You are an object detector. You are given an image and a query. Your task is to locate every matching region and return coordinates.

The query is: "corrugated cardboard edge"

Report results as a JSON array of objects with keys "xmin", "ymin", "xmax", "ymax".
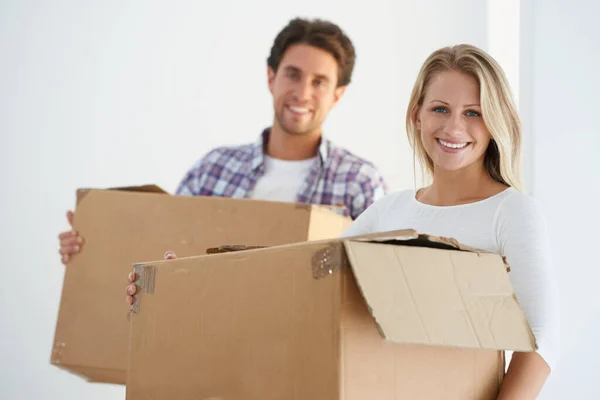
[
  {"xmin": 204, "ymin": 241, "xmax": 349, "ymax": 280},
  {"xmin": 52, "ymin": 362, "xmax": 126, "ymax": 384},
  {"xmin": 76, "ymin": 184, "xmax": 167, "ymax": 205},
  {"xmin": 350, "ymin": 230, "xmax": 511, "ymax": 272},
  {"xmin": 339, "ymin": 241, "xmax": 388, "ymax": 339},
  {"xmin": 295, "ymin": 202, "xmax": 348, "ymax": 215},
  {"xmin": 51, "ymin": 361, "xmax": 95, "ymax": 381},
  {"xmin": 206, "ymin": 245, "xmax": 268, "ymax": 254},
  {"xmin": 351, "ymin": 230, "xmax": 478, "ymax": 252},
  {"xmin": 130, "ymin": 264, "xmax": 157, "ymax": 313},
  {"xmin": 508, "ymin": 292, "xmax": 539, "ymax": 350},
  {"xmin": 345, "ymin": 229, "xmax": 419, "ymax": 242}
]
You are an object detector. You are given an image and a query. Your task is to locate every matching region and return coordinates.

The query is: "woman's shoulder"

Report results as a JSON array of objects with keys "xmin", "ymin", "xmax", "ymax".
[
  {"xmin": 340, "ymin": 189, "xmax": 415, "ymax": 238},
  {"xmin": 362, "ymin": 188, "xmax": 416, "ymax": 218},
  {"xmin": 376, "ymin": 189, "xmax": 416, "ymax": 208},
  {"xmin": 495, "ymin": 188, "xmax": 545, "ymax": 217},
  {"xmin": 493, "ymin": 188, "xmax": 548, "ymax": 235}
]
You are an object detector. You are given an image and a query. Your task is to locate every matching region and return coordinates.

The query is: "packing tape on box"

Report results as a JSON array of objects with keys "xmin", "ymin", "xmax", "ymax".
[
  {"xmin": 311, "ymin": 242, "xmax": 347, "ymax": 279},
  {"xmin": 130, "ymin": 264, "xmax": 157, "ymax": 313}
]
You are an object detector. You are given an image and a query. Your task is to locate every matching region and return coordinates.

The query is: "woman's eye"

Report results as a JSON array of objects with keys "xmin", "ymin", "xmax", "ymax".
[
  {"xmin": 465, "ymin": 110, "xmax": 481, "ymax": 117},
  {"xmin": 433, "ymin": 107, "xmax": 447, "ymax": 113}
]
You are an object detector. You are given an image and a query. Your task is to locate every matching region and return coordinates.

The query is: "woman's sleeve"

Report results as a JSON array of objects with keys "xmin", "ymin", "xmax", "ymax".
[
  {"xmin": 495, "ymin": 193, "xmax": 561, "ymax": 370},
  {"xmin": 338, "ymin": 191, "xmax": 399, "ymax": 238}
]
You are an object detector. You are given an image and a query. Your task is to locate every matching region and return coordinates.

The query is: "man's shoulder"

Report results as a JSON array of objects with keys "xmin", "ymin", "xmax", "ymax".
[
  {"xmin": 187, "ymin": 142, "xmax": 255, "ymax": 171},
  {"xmin": 201, "ymin": 142, "xmax": 254, "ymax": 163},
  {"xmin": 326, "ymin": 142, "xmax": 382, "ymax": 179},
  {"xmin": 176, "ymin": 142, "xmax": 256, "ymax": 195}
]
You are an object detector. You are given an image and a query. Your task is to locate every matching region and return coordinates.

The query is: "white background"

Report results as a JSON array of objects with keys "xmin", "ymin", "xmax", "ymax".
[
  {"xmin": 526, "ymin": 0, "xmax": 600, "ymax": 398},
  {"xmin": 0, "ymin": 1, "xmax": 597, "ymax": 399}
]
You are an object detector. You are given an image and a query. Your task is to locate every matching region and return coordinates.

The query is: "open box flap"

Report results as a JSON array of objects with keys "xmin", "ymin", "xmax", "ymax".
[{"xmin": 342, "ymin": 234, "xmax": 536, "ymax": 352}]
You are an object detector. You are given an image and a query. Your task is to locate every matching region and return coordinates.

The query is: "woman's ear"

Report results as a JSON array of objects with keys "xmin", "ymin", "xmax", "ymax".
[{"xmin": 412, "ymin": 106, "xmax": 421, "ymax": 130}]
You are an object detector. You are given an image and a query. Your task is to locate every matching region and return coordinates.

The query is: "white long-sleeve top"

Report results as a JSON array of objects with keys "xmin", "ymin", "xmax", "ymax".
[{"xmin": 340, "ymin": 187, "xmax": 561, "ymax": 369}]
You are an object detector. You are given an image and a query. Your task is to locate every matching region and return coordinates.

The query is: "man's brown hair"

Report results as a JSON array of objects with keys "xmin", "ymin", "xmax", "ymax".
[{"xmin": 267, "ymin": 18, "xmax": 356, "ymax": 87}]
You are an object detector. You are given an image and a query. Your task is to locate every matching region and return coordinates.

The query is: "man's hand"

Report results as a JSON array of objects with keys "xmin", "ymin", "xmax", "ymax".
[{"xmin": 58, "ymin": 210, "xmax": 84, "ymax": 264}]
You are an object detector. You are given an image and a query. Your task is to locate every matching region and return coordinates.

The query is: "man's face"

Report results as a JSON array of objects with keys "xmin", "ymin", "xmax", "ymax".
[{"xmin": 268, "ymin": 44, "xmax": 346, "ymax": 136}]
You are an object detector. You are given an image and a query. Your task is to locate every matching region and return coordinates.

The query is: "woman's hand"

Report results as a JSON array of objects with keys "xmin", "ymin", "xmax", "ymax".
[
  {"xmin": 126, "ymin": 251, "xmax": 177, "ymax": 305},
  {"xmin": 497, "ymin": 351, "xmax": 551, "ymax": 399}
]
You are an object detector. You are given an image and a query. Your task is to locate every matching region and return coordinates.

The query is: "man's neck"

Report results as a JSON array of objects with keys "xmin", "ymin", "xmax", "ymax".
[{"xmin": 266, "ymin": 123, "xmax": 321, "ymax": 161}]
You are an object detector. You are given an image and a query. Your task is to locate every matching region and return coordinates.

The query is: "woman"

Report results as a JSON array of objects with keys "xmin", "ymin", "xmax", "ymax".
[
  {"xmin": 126, "ymin": 44, "xmax": 560, "ymax": 398},
  {"xmin": 339, "ymin": 44, "xmax": 560, "ymax": 398}
]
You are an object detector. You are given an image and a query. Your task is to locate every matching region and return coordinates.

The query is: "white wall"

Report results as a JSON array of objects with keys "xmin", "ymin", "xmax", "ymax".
[
  {"xmin": 5, "ymin": 1, "xmax": 597, "ymax": 399},
  {"xmin": 527, "ymin": 0, "xmax": 600, "ymax": 399},
  {"xmin": 0, "ymin": 1, "xmax": 489, "ymax": 399}
]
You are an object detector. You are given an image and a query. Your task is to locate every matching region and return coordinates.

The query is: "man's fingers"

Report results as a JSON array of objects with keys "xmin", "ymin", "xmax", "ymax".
[
  {"xmin": 127, "ymin": 295, "xmax": 134, "ymax": 306},
  {"xmin": 66, "ymin": 210, "xmax": 74, "ymax": 227},
  {"xmin": 164, "ymin": 251, "xmax": 177, "ymax": 260},
  {"xmin": 128, "ymin": 272, "xmax": 136, "ymax": 284},
  {"xmin": 59, "ymin": 245, "xmax": 80, "ymax": 256},
  {"xmin": 60, "ymin": 236, "xmax": 83, "ymax": 248},
  {"xmin": 58, "ymin": 230, "xmax": 77, "ymax": 240},
  {"xmin": 61, "ymin": 254, "xmax": 70, "ymax": 265}
]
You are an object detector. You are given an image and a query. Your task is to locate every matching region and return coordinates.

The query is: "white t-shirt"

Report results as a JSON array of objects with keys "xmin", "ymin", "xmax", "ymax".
[
  {"xmin": 341, "ymin": 187, "xmax": 560, "ymax": 369},
  {"xmin": 250, "ymin": 155, "xmax": 318, "ymax": 203}
]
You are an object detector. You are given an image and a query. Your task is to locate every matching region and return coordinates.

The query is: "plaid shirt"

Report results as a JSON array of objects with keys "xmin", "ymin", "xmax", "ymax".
[{"xmin": 176, "ymin": 129, "xmax": 387, "ymax": 219}]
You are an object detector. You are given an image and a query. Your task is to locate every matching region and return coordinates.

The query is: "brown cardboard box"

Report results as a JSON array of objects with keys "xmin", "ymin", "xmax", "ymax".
[
  {"xmin": 127, "ymin": 230, "xmax": 536, "ymax": 400},
  {"xmin": 50, "ymin": 185, "xmax": 351, "ymax": 384}
]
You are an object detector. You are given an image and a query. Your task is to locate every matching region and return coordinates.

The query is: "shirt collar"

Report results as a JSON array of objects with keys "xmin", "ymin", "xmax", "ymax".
[{"xmin": 251, "ymin": 127, "xmax": 330, "ymax": 171}]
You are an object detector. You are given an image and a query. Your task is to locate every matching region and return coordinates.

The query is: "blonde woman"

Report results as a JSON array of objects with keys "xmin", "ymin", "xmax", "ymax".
[
  {"xmin": 126, "ymin": 44, "xmax": 559, "ymax": 398},
  {"xmin": 341, "ymin": 44, "xmax": 560, "ymax": 398}
]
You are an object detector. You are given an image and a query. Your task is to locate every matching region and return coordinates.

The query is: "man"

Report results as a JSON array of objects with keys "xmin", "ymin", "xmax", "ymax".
[{"xmin": 59, "ymin": 18, "xmax": 387, "ymax": 263}]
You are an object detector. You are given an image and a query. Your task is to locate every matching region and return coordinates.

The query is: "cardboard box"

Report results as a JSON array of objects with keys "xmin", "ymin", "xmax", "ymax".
[
  {"xmin": 127, "ymin": 230, "xmax": 536, "ymax": 400},
  {"xmin": 50, "ymin": 185, "xmax": 351, "ymax": 384}
]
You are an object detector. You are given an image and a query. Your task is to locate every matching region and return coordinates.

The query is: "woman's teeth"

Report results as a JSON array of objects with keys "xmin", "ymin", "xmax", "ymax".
[{"xmin": 438, "ymin": 139, "xmax": 469, "ymax": 149}]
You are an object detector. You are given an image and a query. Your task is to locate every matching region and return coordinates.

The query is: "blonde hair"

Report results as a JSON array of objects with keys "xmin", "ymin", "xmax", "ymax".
[{"xmin": 406, "ymin": 44, "xmax": 524, "ymax": 192}]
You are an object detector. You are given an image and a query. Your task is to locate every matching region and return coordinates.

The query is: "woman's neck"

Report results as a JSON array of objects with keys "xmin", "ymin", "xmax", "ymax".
[{"xmin": 418, "ymin": 163, "xmax": 507, "ymax": 206}]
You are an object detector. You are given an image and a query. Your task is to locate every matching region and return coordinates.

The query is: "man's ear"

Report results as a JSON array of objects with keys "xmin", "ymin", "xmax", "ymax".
[
  {"xmin": 267, "ymin": 67, "xmax": 276, "ymax": 95},
  {"xmin": 332, "ymin": 85, "xmax": 347, "ymax": 107}
]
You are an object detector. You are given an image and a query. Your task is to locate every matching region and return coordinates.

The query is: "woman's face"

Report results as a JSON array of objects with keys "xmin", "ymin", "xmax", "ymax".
[{"xmin": 416, "ymin": 70, "xmax": 492, "ymax": 173}]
